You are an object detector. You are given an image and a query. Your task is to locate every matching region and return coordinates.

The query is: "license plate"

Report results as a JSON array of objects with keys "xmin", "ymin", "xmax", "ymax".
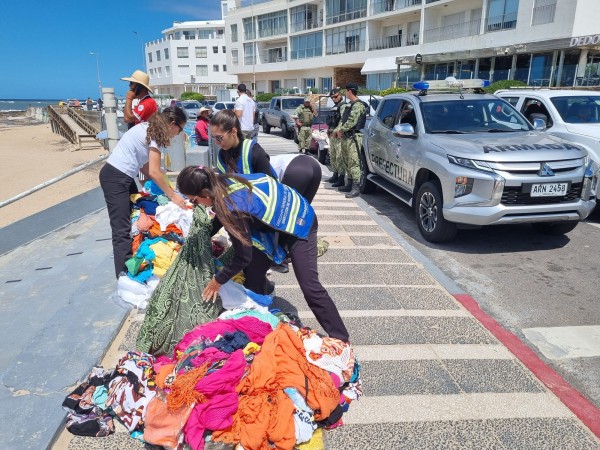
[{"xmin": 530, "ymin": 183, "xmax": 568, "ymax": 197}]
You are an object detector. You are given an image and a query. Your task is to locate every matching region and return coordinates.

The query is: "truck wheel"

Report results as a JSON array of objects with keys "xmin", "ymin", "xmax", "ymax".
[
  {"xmin": 359, "ymin": 150, "xmax": 376, "ymax": 194},
  {"xmin": 532, "ymin": 221, "xmax": 578, "ymax": 235},
  {"xmin": 415, "ymin": 181, "xmax": 457, "ymax": 243},
  {"xmin": 262, "ymin": 118, "xmax": 271, "ymax": 134},
  {"xmin": 281, "ymin": 121, "xmax": 291, "ymax": 139}
]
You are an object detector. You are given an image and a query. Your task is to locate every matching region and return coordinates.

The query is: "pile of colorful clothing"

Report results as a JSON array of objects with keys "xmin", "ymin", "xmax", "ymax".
[{"xmin": 63, "ymin": 309, "xmax": 362, "ymax": 450}]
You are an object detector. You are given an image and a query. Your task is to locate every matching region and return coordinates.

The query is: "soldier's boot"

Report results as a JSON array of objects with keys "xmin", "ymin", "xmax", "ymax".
[
  {"xmin": 327, "ymin": 172, "xmax": 339, "ymax": 183},
  {"xmin": 338, "ymin": 177, "xmax": 353, "ymax": 193},
  {"xmin": 345, "ymin": 181, "xmax": 360, "ymax": 199},
  {"xmin": 332, "ymin": 174, "xmax": 346, "ymax": 188}
]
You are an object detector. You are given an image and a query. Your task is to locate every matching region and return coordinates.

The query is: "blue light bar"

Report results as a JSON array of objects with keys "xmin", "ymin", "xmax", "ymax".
[
  {"xmin": 413, "ymin": 77, "xmax": 491, "ymax": 91},
  {"xmin": 413, "ymin": 81, "xmax": 430, "ymax": 90}
]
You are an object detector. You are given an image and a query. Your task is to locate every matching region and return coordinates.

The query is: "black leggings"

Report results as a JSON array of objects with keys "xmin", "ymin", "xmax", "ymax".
[
  {"xmin": 99, "ymin": 163, "xmax": 138, "ymax": 278},
  {"xmin": 244, "ymin": 218, "xmax": 350, "ymax": 342},
  {"xmin": 281, "ymin": 155, "xmax": 321, "ymax": 203}
]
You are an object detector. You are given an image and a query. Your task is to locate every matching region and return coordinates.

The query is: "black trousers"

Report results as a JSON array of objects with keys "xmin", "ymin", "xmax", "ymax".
[
  {"xmin": 99, "ymin": 163, "xmax": 138, "ymax": 278},
  {"xmin": 244, "ymin": 218, "xmax": 350, "ymax": 342},
  {"xmin": 281, "ymin": 154, "xmax": 322, "ymax": 203}
]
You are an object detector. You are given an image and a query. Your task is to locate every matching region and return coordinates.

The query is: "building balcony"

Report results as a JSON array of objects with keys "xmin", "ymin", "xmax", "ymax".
[
  {"xmin": 532, "ymin": 2, "xmax": 556, "ymax": 26},
  {"xmin": 260, "ymin": 47, "xmax": 288, "ymax": 63},
  {"xmin": 369, "ymin": 34, "xmax": 403, "ymax": 50},
  {"xmin": 326, "ymin": 8, "xmax": 367, "ymax": 25},
  {"xmin": 424, "ymin": 18, "xmax": 481, "ymax": 43},
  {"xmin": 244, "ymin": 31, "xmax": 256, "ymax": 40},
  {"xmin": 244, "ymin": 55, "xmax": 257, "ymax": 65},
  {"xmin": 370, "ymin": 0, "xmax": 422, "ymax": 15},
  {"xmin": 485, "ymin": 12, "xmax": 517, "ymax": 32},
  {"xmin": 290, "ymin": 19, "xmax": 322, "ymax": 33},
  {"xmin": 258, "ymin": 26, "xmax": 288, "ymax": 39}
]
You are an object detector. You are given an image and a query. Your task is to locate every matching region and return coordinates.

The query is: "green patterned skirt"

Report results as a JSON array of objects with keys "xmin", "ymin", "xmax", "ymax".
[{"xmin": 136, "ymin": 205, "xmax": 222, "ymax": 357}]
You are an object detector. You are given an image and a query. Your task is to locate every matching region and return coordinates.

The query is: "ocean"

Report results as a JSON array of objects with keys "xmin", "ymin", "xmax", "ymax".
[{"xmin": 0, "ymin": 99, "xmax": 60, "ymax": 112}]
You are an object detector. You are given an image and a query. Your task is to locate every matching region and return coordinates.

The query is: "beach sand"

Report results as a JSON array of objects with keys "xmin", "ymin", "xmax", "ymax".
[{"xmin": 0, "ymin": 112, "xmax": 107, "ymax": 228}]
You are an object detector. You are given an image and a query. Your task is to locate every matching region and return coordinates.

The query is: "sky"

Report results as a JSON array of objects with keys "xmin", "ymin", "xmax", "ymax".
[{"xmin": 0, "ymin": 0, "xmax": 223, "ymax": 100}]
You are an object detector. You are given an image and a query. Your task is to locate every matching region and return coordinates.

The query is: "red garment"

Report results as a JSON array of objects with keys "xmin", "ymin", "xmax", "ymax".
[
  {"xmin": 194, "ymin": 116, "xmax": 209, "ymax": 143},
  {"xmin": 134, "ymin": 95, "xmax": 158, "ymax": 124}
]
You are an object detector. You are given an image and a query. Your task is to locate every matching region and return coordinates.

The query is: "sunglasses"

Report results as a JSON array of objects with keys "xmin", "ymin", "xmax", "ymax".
[{"xmin": 212, "ymin": 130, "xmax": 231, "ymax": 142}]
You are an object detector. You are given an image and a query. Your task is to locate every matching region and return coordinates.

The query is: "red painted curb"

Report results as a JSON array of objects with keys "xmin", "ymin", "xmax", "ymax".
[{"xmin": 453, "ymin": 293, "xmax": 600, "ymax": 439}]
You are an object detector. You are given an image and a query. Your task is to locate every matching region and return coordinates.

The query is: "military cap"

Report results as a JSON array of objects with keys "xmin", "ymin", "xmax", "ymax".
[
  {"xmin": 345, "ymin": 83, "xmax": 358, "ymax": 91},
  {"xmin": 329, "ymin": 87, "xmax": 341, "ymax": 97},
  {"xmin": 303, "ymin": 97, "xmax": 311, "ymax": 102}
]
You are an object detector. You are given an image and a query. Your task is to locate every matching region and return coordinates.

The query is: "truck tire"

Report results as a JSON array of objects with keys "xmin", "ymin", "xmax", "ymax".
[
  {"xmin": 281, "ymin": 121, "xmax": 291, "ymax": 139},
  {"xmin": 532, "ymin": 221, "xmax": 578, "ymax": 235},
  {"xmin": 262, "ymin": 118, "xmax": 271, "ymax": 134},
  {"xmin": 359, "ymin": 149, "xmax": 376, "ymax": 194},
  {"xmin": 415, "ymin": 181, "xmax": 457, "ymax": 243}
]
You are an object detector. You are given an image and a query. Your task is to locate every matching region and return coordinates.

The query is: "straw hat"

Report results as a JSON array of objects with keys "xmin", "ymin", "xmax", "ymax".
[
  {"xmin": 199, "ymin": 107, "xmax": 212, "ymax": 114},
  {"xmin": 121, "ymin": 70, "xmax": 153, "ymax": 93}
]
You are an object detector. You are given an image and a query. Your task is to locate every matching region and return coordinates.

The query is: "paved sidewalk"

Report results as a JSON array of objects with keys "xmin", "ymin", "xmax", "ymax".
[{"xmin": 1, "ymin": 132, "xmax": 599, "ymax": 449}]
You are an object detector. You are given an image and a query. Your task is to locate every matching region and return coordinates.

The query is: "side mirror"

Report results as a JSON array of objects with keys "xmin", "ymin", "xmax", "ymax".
[
  {"xmin": 275, "ymin": 105, "xmax": 281, "ymax": 111},
  {"xmin": 392, "ymin": 123, "xmax": 416, "ymax": 137},
  {"xmin": 530, "ymin": 115, "xmax": 547, "ymax": 130}
]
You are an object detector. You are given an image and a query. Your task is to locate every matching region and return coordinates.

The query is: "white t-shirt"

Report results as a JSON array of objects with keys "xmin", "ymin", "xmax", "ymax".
[
  {"xmin": 270, "ymin": 154, "xmax": 302, "ymax": 180},
  {"xmin": 106, "ymin": 122, "xmax": 159, "ymax": 178},
  {"xmin": 234, "ymin": 94, "xmax": 256, "ymax": 132}
]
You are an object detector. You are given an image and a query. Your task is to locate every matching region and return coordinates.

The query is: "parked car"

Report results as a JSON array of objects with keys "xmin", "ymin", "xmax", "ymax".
[
  {"xmin": 202, "ymin": 100, "xmax": 216, "ymax": 108},
  {"xmin": 262, "ymin": 96, "xmax": 305, "ymax": 138},
  {"xmin": 256, "ymin": 101, "xmax": 270, "ymax": 123},
  {"xmin": 360, "ymin": 78, "xmax": 598, "ymax": 243},
  {"xmin": 293, "ymin": 109, "xmax": 334, "ymax": 164},
  {"xmin": 212, "ymin": 101, "xmax": 236, "ymax": 114},
  {"xmin": 176, "ymin": 100, "xmax": 203, "ymax": 120},
  {"xmin": 495, "ymin": 88, "xmax": 600, "ymax": 205}
]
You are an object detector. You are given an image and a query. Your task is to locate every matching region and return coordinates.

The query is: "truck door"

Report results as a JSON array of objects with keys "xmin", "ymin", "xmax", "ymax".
[
  {"xmin": 367, "ymin": 97, "xmax": 402, "ymax": 183},
  {"xmin": 385, "ymin": 100, "xmax": 418, "ymax": 191},
  {"xmin": 521, "ymin": 96, "xmax": 554, "ymax": 127}
]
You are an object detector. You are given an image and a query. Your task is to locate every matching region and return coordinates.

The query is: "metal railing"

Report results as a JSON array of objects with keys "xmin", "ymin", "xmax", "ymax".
[
  {"xmin": 258, "ymin": 25, "xmax": 288, "ymax": 38},
  {"xmin": 424, "ymin": 18, "xmax": 481, "ymax": 43},
  {"xmin": 370, "ymin": 0, "xmax": 421, "ymax": 15},
  {"xmin": 261, "ymin": 47, "xmax": 288, "ymax": 63},
  {"xmin": 290, "ymin": 19, "xmax": 322, "ymax": 33},
  {"xmin": 532, "ymin": 2, "xmax": 556, "ymax": 26},
  {"xmin": 485, "ymin": 12, "xmax": 517, "ymax": 32},
  {"xmin": 369, "ymin": 34, "xmax": 403, "ymax": 50},
  {"xmin": 326, "ymin": 8, "xmax": 367, "ymax": 25},
  {"xmin": 244, "ymin": 55, "xmax": 257, "ymax": 65}
]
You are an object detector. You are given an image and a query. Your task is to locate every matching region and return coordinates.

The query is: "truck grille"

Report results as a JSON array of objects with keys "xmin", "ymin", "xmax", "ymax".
[{"xmin": 501, "ymin": 183, "xmax": 582, "ymax": 205}]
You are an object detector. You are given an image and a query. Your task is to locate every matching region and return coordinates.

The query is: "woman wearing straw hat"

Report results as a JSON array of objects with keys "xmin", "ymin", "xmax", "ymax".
[{"xmin": 121, "ymin": 70, "xmax": 158, "ymax": 130}]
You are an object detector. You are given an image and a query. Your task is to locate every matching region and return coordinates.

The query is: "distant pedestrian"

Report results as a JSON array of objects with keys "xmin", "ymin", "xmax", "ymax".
[
  {"xmin": 98, "ymin": 106, "xmax": 188, "ymax": 278},
  {"xmin": 293, "ymin": 97, "xmax": 315, "ymax": 154},
  {"xmin": 234, "ymin": 83, "xmax": 256, "ymax": 140},
  {"xmin": 97, "ymin": 97, "xmax": 103, "ymax": 111},
  {"xmin": 86, "ymin": 97, "xmax": 93, "ymax": 111},
  {"xmin": 58, "ymin": 100, "xmax": 64, "ymax": 109},
  {"xmin": 74, "ymin": 99, "xmax": 80, "ymax": 109},
  {"xmin": 326, "ymin": 87, "xmax": 346, "ymax": 187},
  {"xmin": 194, "ymin": 107, "xmax": 211, "ymax": 145},
  {"xmin": 121, "ymin": 70, "xmax": 158, "ymax": 130},
  {"xmin": 247, "ymin": 89, "xmax": 260, "ymax": 142}
]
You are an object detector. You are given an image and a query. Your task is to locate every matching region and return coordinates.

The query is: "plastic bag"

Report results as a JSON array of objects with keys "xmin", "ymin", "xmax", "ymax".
[{"xmin": 218, "ymin": 280, "xmax": 272, "ymax": 312}]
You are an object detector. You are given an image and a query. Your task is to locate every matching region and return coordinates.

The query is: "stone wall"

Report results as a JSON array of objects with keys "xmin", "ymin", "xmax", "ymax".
[{"xmin": 333, "ymin": 68, "xmax": 366, "ymax": 90}]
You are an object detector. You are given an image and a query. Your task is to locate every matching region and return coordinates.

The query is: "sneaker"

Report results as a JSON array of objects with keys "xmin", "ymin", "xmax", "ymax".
[{"xmin": 271, "ymin": 262, "xmax": 289, "ymax": 273}]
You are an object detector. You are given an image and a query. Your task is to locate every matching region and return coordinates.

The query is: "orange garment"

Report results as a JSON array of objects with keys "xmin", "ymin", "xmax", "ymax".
[
  {"xmin": 143, "ymin": 394, "xmax": 194, "ymax": 449},
  {"xmin": 214, "ymin": 324, "xmax": 339, "ymax": 450}
]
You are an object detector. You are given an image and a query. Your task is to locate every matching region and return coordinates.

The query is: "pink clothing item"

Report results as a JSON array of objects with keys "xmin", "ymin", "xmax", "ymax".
[
  {"xmin": 183, "ymin": 350, "xmax": 247, "ymax": 450},
  {"xmin": 174, "ymin": 317, "xmax": 273, "ymax": 357},
  {"xmin": 194, "ymin": 116, "xmax": 209, "ymax": 142},
  {"xmin": 190, "ymin": 347, "xmax": 230, "ymax": 368}
]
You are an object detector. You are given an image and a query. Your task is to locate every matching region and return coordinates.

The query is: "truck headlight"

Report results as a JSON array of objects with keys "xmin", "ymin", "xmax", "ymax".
[
  {"xmin": 455, "ymin": 176, "xmax": 474, "ymax": 197},
  {"xmin": 448, "ymin": 155, "xmax": 494, "ymax": 173},
  {"xmin": 582, "ymin": 160, "xmax": 599, "ymax": 199}
]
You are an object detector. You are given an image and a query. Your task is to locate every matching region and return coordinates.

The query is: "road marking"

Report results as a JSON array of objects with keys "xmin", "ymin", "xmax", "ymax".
[
  {"xmin": 523, "ymin": 325, "xmax": 600, "ymax": 359},
  {"xmin": 353, "ymin": 344, "xmax": 514, "ymax": 361},
  {"xmin": 297, "ymin": 309, "xmax": 470, "ymax": 319},
  {"xmin": 584, "ymin": 220, "xmax": 600, "ymax": 229},
  {"xmin": 343, "ymin": 393, "xmax": 571, "ymax": 424},
  {"xmin": 313, "ymin": 210, "xmax": 368, "ymax": 216}
]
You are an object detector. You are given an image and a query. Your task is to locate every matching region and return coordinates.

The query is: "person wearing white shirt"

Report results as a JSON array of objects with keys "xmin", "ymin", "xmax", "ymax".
[{"xmin": 234, "ymin": 83, "xmax": 256, "ymax": 140}]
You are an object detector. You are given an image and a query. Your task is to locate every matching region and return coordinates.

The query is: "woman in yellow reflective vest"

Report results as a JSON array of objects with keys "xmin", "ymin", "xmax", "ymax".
[{"xmin": 177, "ymin": 166, "xmax": 350, "ymax": 342}]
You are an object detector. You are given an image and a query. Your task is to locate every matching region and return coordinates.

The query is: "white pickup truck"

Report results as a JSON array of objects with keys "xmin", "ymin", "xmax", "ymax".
[{"xmin": 261, "ymin": 96, "xmax": 305, "ymax": 139}]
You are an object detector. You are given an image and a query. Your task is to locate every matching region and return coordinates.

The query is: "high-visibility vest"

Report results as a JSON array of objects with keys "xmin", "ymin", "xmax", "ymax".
[
  {"xmin": 226, "ymin": 173, "xmax": 315, "ymax": 262},
  {"xmin": 217, "ymin": 139, "xmax": 277, "ymax": 178}
]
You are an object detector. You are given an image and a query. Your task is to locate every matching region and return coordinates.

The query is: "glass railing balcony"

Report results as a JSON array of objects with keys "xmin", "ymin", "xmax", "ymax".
[
  {"xmin": 370, "ymin": 0, "xmax": 422, "ymax": 15},
  {"xmin": 485, "ymin": 12, "xmax": 517, "ymax": 32},
  {"xmin": 406, "ymin": 35, "xmax": 420, "ymax": 46},
  {"xmin": 258, "ymin": 26, "xmax": 288, "ymax": 38},
  {"xmin": 244, "ymin": 55, "xmax": 257, "ymax": 65},
  {"xmin": 290, "ymin": 19, "xmax": 322, "ymax": 33},
  {"xmin": 244, "ymin": 31, "xmax": 257, "ymax": 40},
  {"xmin": 326, "ymin": 8, "xmax": 367, "ymax": 25},
  {"xmin": 260, "ymin": 47, "xmax": 288, "ymax": 63},
  {"xmin": 424, "ymin": 18, "xmax": 481, "ymax": 43},
  {"xmin": 532, "ymin": 2, "xmax": 556, "ymax": 26},
  {"xmin": 369, "ymin": 34, "xmax": 403, "ymax": 50}
]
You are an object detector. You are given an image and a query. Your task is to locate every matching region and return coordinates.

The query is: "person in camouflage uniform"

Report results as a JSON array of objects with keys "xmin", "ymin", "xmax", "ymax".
[
  {"xmin": 333, "ymin": 83, "xmax": 367, "ymax": 198},
  {"xmin": 293, "ymin": 98, "xmax": 315, "ymax": 153},
  {"xmin": 326, "ymin": 87, "xmax": 346, "ymax": 187}
]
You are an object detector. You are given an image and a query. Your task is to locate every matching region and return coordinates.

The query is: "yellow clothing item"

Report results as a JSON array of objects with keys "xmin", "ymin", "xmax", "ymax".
[{"xmin": 149, "ymin": 241, "xmax": 180, "ymax": 277}]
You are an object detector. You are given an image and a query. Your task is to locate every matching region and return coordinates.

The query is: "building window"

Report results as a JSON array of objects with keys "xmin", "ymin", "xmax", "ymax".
[
  {"xmin": 486, "ymin": 0, "xmax": 519, "ymax": 32},
  {"xmin": 223, "ymin": 64, "xmax": 227, "ymax": 71},
  {"xmin": 232, "ymin": 49, "xmax": 239, "ymax": 65},
  {"xmin": 321, "ymin": 77, "xmax": 332, "ymax": 93},
  {"xmin": 177, "ymin": 47, "xmax": 189, "ymax": 58},
  {"xmin": 325, "ymin": 0, "xmax": 368, "ymax": 25},
  {"xmin": 148, "ymin": 52, "xmax": 153, "ymax": 63},
  {"xmin": 222, "ymin": 46, "xmax": 226, "ymax": 53},
  {"xmin": 213, "ymin": 46, "xmax": 218, "ymax": 54},
  {"xmin": 325, "ymin": 23, "xmax": 365, "ymax": 55},
  {"xmin": 196, "ymin": 65, "xmax": 208, "ymax": 76},
  {"xmin": 231, "ymin": 24, "xmax": 238, "ymax": 42},
  {"xmin": 290, "ymin": 4, "xmax": 320, "ymax": 33},
  {"xmin": 257, "ymin": 10, "xmax": 288, "ymax": 38},
  {"xmin": 198, "ymin": 29, "xmax": 213, "ymax": 39},
  {"xmin": 244, "ymin": 43, "xmax": 256, "ymax": 65},
  {"xmin": 243, "ymin": 17, "xmax": 256, "ymax": 40},
  {"xmin": 164, "ymin": 48, "xmax": 169, "ymax": 60},
  {"xmin": 165, "ymin": 66, "xmax": 171, "ymax": 76},
  {"xmin": 196, "ymin": 46, "xmax": 207, "ymax": 58},
  {"xmin": 157, "ymin": 67, "xmax": 162, "ymax": 78},
  {"xmin": 303, "ymin": 78, "xmax": 316, "ymax": 91},
  {"xmin": 532, "ymin": 0, "xmax": 556, "ymax": 25},
  {"xmin": 291, "ymin": 31, "xmax": 323, "ymax": 60},
  {"xmin": 156, "ymin": 50, "xmax": 161, "ymax": 62},
  {"xmin": 213, "ymin": 65, "xmax": 219, "ymax": 72},
  {"xmin": 183, "ymin": 30, "xmax": 195, "ymax": 40}
]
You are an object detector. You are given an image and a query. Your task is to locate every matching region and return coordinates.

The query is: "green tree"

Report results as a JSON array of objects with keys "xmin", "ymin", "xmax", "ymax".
[
  {"xmin": 485, "ymin": 80, "xmax": 526, "ymax": 93},
  {"xmin": 256, "ymin": 92, "xmax": 278, "ymax": 102},
  {"xmin": 380, "ymin": 87, "xmax": 407, "ymax": 96},
  {"xmin": 180, "ymin": 92, "xmax": 205, "ymax": 102}
]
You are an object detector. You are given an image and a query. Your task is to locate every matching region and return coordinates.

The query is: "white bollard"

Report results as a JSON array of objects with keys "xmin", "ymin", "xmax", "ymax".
[{"xmin": 102, "ymin": 87, "xmax": 120, "ymax": 151}]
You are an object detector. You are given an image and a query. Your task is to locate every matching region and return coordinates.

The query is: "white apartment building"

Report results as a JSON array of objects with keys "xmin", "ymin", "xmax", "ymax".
[
  {"xmin": 146, "ymin": 15, "xmax": 238, "ymax": 98},
  {"xmin": 224, "ymin": 0, "xmax": 600, "ymax": 94}
]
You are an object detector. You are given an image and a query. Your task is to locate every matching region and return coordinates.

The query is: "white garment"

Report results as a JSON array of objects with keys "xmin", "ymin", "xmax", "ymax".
[
  {"xmin": 234, "ymin": 94, "xmax": 256, "ymax": 132},
  {"xmin": 154, "ymin": 202, "xmax": 194, "ymax": 237},
  {"xmin": 269, "ymin": 154, "xmax": 302, "ymax": 180},
  {"xmin": 106, "ymin": 122, "xmax": 159, "ymax": 178}
]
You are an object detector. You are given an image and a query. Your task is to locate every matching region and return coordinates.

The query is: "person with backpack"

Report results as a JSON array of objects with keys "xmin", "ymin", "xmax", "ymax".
[{"xmin": 332, "ymin": 83, "xmax": 368, "ymax": 199}]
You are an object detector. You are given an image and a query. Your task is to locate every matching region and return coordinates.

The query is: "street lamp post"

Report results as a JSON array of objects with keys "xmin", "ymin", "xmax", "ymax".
[
  {"xmin": 89, "ymin": 51, "xmax": 102, "ymax": 98},
  {"xmin": 133, "ymin": 31, "xmax": 146, "ymax": 72}
]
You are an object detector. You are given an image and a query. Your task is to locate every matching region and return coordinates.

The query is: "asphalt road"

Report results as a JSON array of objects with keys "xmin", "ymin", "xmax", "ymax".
[{"xmin": 360, "ymin": 188, "xmax": 600, "ymax": 411}]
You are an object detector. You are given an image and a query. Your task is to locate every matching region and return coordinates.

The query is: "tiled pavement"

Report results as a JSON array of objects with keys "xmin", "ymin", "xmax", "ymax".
[{"xmin": 1, "ymin": 132, "xmax": 599, "ymax": 449}]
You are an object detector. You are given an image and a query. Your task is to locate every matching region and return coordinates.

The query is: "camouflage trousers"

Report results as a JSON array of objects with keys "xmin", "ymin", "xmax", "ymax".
[
  {"xmin": 328, "ymin": 135, "xmax": 343, "ymax": 174},
  {"xmin": 298, "ymin": 126, "xmax": 312, "ymax": 151},
  {"xmin": 341, "ymin": 133, "xmax": 362, "ymax": 182}
]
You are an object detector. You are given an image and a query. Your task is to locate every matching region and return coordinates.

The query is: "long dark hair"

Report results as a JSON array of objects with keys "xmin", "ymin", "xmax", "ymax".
[
  {"xmin": 210, "ymin": 110, "xmax": 245, "ymax": 173},
  {"xmin": 177, "ymin": 166, "xmax": 252, "ymax": 245},
  {"xmin": 146, "ymin": 106, "xmax": 187, "ymax": 148}
]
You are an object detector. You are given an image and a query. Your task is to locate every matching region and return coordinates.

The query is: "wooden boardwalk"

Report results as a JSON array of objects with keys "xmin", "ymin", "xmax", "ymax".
[{"xmin": 48, "ymin": 106, "xmax": 103, "ymax": 150}]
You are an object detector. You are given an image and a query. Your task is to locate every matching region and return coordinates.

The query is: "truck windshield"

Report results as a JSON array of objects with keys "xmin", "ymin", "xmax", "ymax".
[
  {"xmin": 421, "ymin": 99, "xmax": 531, "ymax": 133},
  {"xmin": 550, "ymin": 96, "xmax": 600, "ymax": 124},
  {"xmin": 282, "ymin": 98, "xmax": 304, "ymax": 110}
]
